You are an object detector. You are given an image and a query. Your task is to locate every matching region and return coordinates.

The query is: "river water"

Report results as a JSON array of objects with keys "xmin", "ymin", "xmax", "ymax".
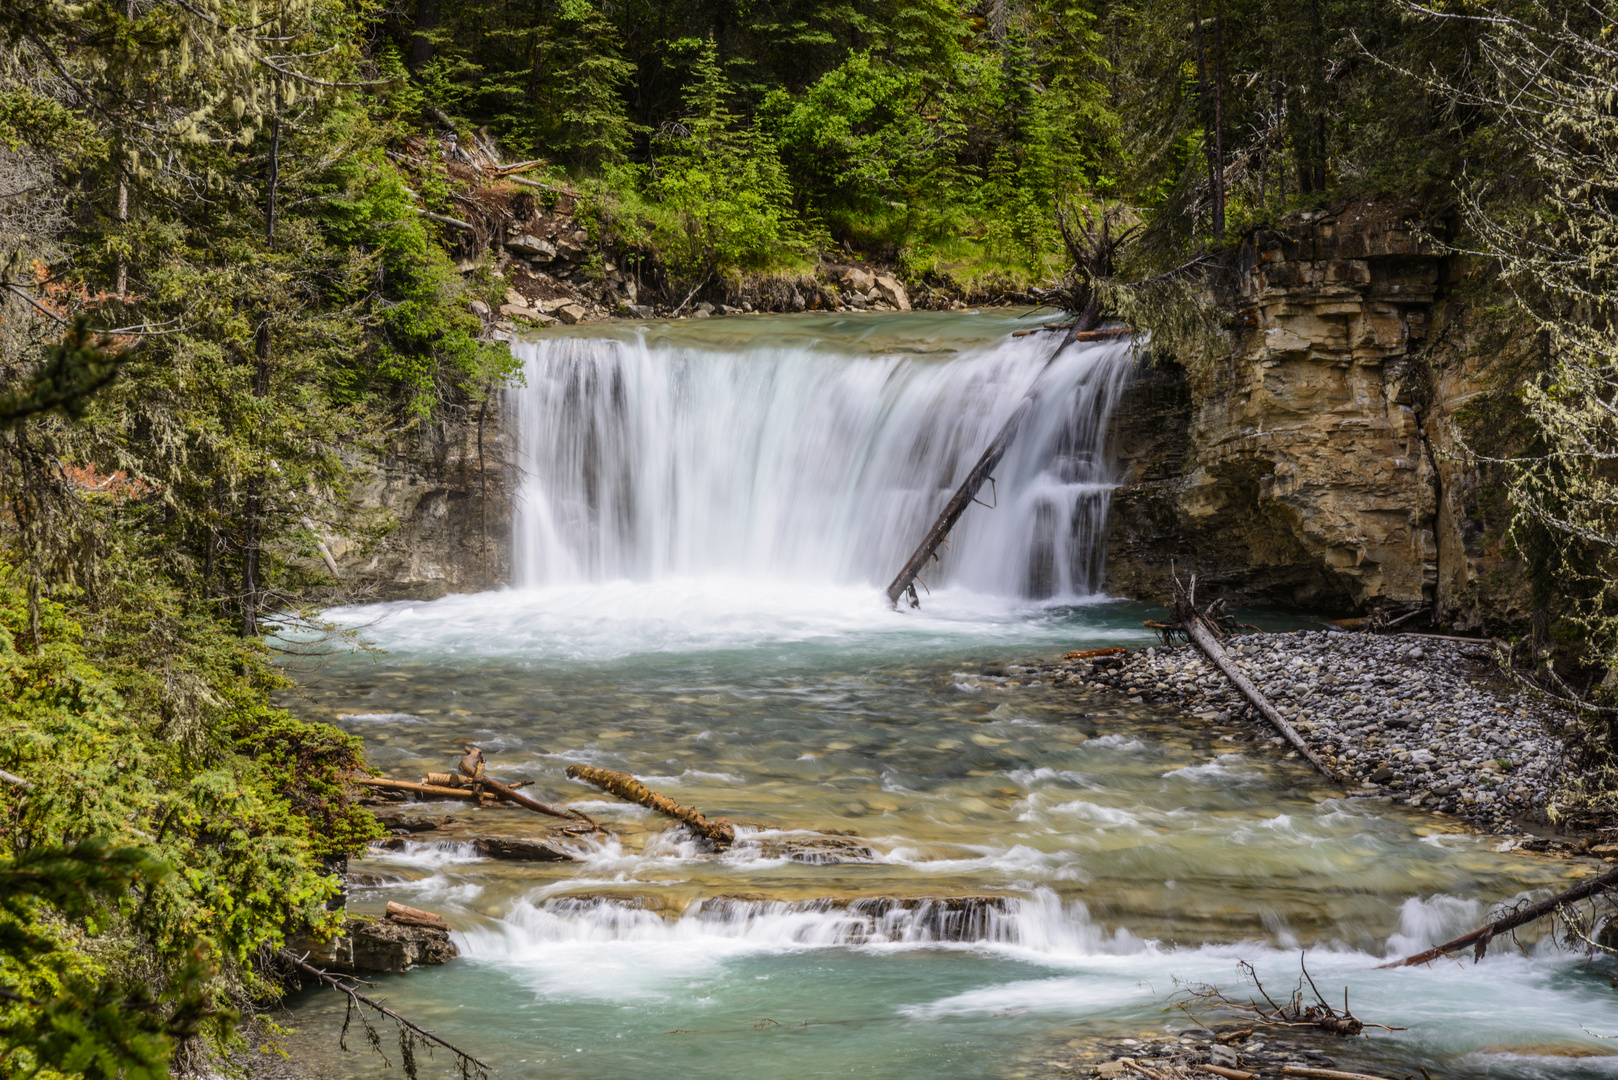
[{"xmin": 282, "ymin": 312, "xmax": 1618, "ymax": 1079}]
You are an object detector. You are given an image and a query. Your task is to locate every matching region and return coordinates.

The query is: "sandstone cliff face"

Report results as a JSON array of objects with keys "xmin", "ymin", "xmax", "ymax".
[
  {"xmin": 321, "ymin": 406, "xmax": 514, "ymax": 601},
  {"xmin": 1104, "ymin": 203, "xmax": 1522, "ymax": 622}
]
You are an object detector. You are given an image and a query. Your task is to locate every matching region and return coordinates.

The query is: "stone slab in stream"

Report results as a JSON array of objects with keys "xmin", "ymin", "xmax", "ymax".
[
  {"xmin": 373, "ymin": 834, "xmax": 577, "ymax": 861},
  {"xmin": 286, "ymin": 916, "xmax": 456, "ymax": 975}
]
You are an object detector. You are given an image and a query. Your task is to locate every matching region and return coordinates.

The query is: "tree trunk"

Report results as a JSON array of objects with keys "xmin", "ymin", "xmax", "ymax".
[
  {"xmin": 1380, "ymin": 863, "xmax": 1618, "ymax": 968},
  {"xmin": 243, "ymin": 83, "xmax": 281, "ymax": 637},
  {"xmin": 564, "ymin": 764, "xmax": 734, "ymax": 844},
  {"xmin": 410, "ymin": 0, "xmax": 442, "ymax": 70},
  {"xmin": 1211, "ymin": 0, "xmax": 1226, "ymax": 241},
  {"xmin": 1183, "ymin": 615, "xmax": 1339, "ymax": 782}
]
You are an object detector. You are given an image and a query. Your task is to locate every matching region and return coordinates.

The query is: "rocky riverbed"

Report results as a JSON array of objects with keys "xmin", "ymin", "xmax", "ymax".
[
  {"xmin": 1026, "ymin": 630, "xmax": 1571, "ymax": 835},
  {"xmin": 1021, "ymin": 1022, "xmax": 1378, "ymax": 1080}
]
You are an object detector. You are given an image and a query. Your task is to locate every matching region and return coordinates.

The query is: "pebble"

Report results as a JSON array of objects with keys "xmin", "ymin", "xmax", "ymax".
[{"xmin": 1028, "ymin": 631, "xmax": 1570, "ymax": 834}]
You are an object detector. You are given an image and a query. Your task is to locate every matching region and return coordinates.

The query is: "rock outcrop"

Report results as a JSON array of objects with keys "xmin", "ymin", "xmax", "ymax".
[
  {"xmin": 319, "ymin": 410, "xmax": 514, "ymax": 601},
  {"xmin": 1104, "ymin": 201, "xmax": 1525, "ymax": 623},
  {"xmin": 288, "ymin": 916, "xmax": 457, "ymax": 974}
]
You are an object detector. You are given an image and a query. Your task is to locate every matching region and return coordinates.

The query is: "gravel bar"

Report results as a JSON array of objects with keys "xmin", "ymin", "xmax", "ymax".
[{"xmin": 1030, "ymin": 630, "xmax": 1570, "ymax": 833}]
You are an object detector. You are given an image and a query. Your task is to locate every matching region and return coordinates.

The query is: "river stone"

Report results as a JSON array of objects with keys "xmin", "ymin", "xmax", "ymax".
[
  {"xmin": 554, "ymin": 303, "xmax": 587, "ymax": 325},
  {"xmin": 507, "ymin": 233, "xmax": 556, "ymax": 261},
  {"xmin": 873, "ymin": 275, "xmax": 911, "ymax": 310},
  {"xmin": 841, "ymin": 267, "xmax": 876, "ymax": 292},
  {"xmin": 499, "ymin": 303, "xmax": 551, "ymax": 325},
  {"xmin": 288, "ymin": 916, "xmax": 457, "ymax": 974},
  {"xmin": 374, "ymin": 812, "xmax": 444, "ymax": 833},
  {"xmin": 754, "ymin": 835, "xmax": 877, "ymax": 864}
]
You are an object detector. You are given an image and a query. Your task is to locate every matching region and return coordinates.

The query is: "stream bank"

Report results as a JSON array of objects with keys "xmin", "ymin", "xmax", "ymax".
[{"xmin": 1028, "ymin": 630, "xmax": 1570, "ymax": 836}]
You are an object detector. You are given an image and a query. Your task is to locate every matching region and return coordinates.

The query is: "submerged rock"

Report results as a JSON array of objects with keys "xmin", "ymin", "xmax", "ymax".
[
  {"xmin": 749, "ymin": 835, "xmax": 877, "ymax": 864},
  {"xmin": 472, "ymin": 836, "xmax": 578, "ymax": 862}
]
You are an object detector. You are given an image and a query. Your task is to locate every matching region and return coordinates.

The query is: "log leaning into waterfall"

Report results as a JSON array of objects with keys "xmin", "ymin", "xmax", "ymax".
[
  {"xmin": 884, "ymin": 398, "xmax": 1037, "ymax": 608},
  {"xmin": 1379, "ymin": 863, "xmax": 1618, "ymax": 968},
  {"xmin": 883, "ymin": 312, "xmax": 1119, "ymax": 609},
  {"xmin": 564, "ymin": 764, "xmax": 735, "ymax": 845},
  {"xmin": 1182, "ymin": 614, "xmax": 1340, "ymax": 783}
]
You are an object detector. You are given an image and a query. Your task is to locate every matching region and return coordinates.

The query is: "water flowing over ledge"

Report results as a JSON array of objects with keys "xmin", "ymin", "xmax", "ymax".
[{"xmin": 507, "ymin": 315, "xmax": 1135, "ymax": 600}]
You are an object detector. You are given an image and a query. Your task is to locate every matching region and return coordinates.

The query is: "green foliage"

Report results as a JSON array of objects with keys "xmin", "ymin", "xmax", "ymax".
[
  {"xmin": 767, "ymin": 51, "xmax": 962, "ymax": 219},
  {"xmin": 649, "ymin": 37, "xmax": 805, "ymax": 283},
  {"xmin": 0, "ymin": 321, "xmax": 127, "ymax": 428},
  {"xmin": 0, "ymin": 841, "xmax": 212, "ymax": 1080},
  {"xmin": 0, "ymin": 559, "xmax": 382, "ymax": 1071}
]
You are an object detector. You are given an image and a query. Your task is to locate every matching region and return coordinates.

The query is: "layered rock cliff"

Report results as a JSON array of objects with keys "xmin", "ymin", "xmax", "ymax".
[
  {"xmin": 317, "ymin": 405, "xmax": 514, "ymax": 601},
  {"xmin": 1104, "ymin": 202, "xmax": 1526, "ymax": 626}
]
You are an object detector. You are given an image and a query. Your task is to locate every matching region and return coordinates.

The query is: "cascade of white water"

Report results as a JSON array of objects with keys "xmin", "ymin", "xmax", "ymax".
[{"xmin": 506, "ymin": 325, "xmax": 1134, "ymax": 599}]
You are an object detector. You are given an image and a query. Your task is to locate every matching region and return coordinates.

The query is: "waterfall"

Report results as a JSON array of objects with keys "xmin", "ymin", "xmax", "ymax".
[{"xmin": 506, "ymin": 324, "xmax": 1135, "ymax": 600}]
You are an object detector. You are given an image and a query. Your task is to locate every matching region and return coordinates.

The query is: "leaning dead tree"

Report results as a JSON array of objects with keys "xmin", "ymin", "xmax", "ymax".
[
  {"xmin": 884, "ymin": 384, "xmax": 1050, "ymax": 608},
  {"xmin": 884, "ymin": 207, "xmax": 1134, "ymax": 609},
  {"xmin": 1149, "ymin": 573, "xmax": 1339, "ymax": 783},
  {"xmin": 1381, "ymin": 862, "xmax": 1618, "ymax": 968}
]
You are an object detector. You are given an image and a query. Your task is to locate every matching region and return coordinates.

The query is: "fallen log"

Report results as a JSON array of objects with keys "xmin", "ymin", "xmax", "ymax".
[
  {"xmin": 1282, "ymin": 1068, "xmax": 1399, "ymax": 1080},
  {"xmin": 479, "ymin": 774, "xmax": 582, "ymax": 821},
  {"xmin": 415, "ymin": 207, "xmax": 476, "ymax": 232},
  {"xmin": 452, "ymin": 751, "xmax": 592, "ymax": 823},
  {"xmin": 1064, "ymin": 646, "xmax": 1125, "ymax": 660},
  {"xmin": 386, "ymin": 900, "xmax": 450, "ymax": 930},
  {"xmin": 1199, "ymin": 1066, "xmax": 1257, "ymax": 1080},
  {"xmin": 354, "ymin": 777, "xmax": 484, "ymax": 801},
  {"xmin": 565, "ymin": 764, "xmax": 734, "ymax": 845},
  {"xmin": 1379, "ymin": 863, "xmax": 1618, "ymax": 968},
  {"xmin": 1182, "ymin": 614, "xmax": 1340, "ymax": 784}
]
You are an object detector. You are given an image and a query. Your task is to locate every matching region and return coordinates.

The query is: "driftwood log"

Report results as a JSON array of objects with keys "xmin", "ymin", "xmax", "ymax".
[
  {"xmin": 451, "ymin": 751, "xmax": 593, "ymax": 823},
  {"xmin": 565, "ymin": 764, "xmax": 735, "ymax": 845},
  {"xmin": 1181, "ymin": 615, "xmax": 1339, "ymax": 783},
  {"xmin": 355, "ymin": 777, "xmax": 485, "ymax": 801},
  {"xmin": 386, "ymin": 901, "xmax": 450, "ymax": 930},
  {"xmin": 1151, "ymin": 574, "xmax": 1338, "ymax": 783},
  {"xmin": 1281, "ymin": 1069, "xmax": 1398, "ymax": 1080},
  {"xmin": 357, "ymin": 773, "xmax": 590, "ymax": 823},
  {"xmin": 1380, "ymin": 863, "xmax": 1618, "ymax": 968}
]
